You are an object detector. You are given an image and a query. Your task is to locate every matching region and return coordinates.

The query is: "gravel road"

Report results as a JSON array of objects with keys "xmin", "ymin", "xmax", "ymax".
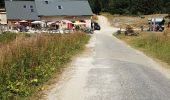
[{"xmin": 44, "ymin": 16, "xmax": 170, "ymax": 100}]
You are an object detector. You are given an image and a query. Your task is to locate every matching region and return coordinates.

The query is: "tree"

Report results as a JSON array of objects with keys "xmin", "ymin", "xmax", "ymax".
[
  {"xmin": 89, "ymin": 0, "xmax": 101, "ymax": 14},
  {"xmin": 0, "ymin": 0, "xmax": 5, "ymax": 8},
  {"xmin": 89, "ymin": 0, "xmax": 170, "ymax": 15}
]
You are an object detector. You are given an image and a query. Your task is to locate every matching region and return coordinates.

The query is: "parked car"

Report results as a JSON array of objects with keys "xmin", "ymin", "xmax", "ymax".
[{"xmin": 91, "ymin": 22, "xmax": 101, "ymax": 30}]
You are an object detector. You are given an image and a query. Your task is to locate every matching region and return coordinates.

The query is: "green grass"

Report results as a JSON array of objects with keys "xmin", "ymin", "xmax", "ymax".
[
  {"xmin": 0, "ymin": 32, "xmax": 90, "ymax": 99},
  {"xmin": 115, "ymin": 32, "xmax": 170, "ymax": 65},
  {"xmin": 0, "ymin": 32, "xmax": 31, "ymax": 44}
]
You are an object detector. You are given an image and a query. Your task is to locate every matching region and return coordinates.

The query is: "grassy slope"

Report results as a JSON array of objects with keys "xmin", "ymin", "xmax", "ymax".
[
  {"xmin": 0, "ymin": 33, "xmax": 90, "ymax": 99},
  {"xmin": 115, "ymin": 32, "xmax": 170, "ymax": 66}
]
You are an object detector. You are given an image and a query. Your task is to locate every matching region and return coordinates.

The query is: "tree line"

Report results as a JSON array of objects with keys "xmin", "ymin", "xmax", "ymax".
[
  {"xmin": 88, "ymin": 0, "xmax": 170, "ymax": 15},
  {"xmin": 0, "ymin": 0, "xmax": 5, "ymax": 8}
]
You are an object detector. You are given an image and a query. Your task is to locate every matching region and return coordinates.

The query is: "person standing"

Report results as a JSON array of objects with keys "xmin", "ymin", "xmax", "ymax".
[
  {"xmin": 140, "ymin": 25, "xmax": 144, "ymax": 31},
  {"xmin": 168, "ymin": 22, "xmax": 170, "ymax": 28},
  {"xmin": 91, "ymin": 22, "xmax": 95, "ymax": 31}
]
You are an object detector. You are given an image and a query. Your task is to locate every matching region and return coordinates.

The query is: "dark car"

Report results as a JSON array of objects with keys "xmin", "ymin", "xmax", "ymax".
[{"xmin": 91, "ymin": 22, "xmax": 101, "ymax": 30}]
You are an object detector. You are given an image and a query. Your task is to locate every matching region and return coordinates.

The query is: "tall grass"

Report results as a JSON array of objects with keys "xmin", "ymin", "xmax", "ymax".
[
  {"xmin": 0, "ymin": 32, "xmax": 31, "ymax": 44},
  {"xmin": 116, "ymin": 32, "xmax": 170, "ymax": 65},
  {"xmin": 0, "ymin": 33, "xmax": 90, "ymax": 99},
  {"xmin": 133, "ymin": 33, "xmax": 170, "ymax": 64}
]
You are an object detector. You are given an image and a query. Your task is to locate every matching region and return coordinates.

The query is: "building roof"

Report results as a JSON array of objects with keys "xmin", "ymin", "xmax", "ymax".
[
  {"xmin": 5, "ymin": 0, "xmax": 93, "ymax": 20},
  {"xmin": 35, "ymin": 0, "xmax": 93, "ymax": 16},
  {"xmin": 5, "ymin": 1, "xmax": 39, "ymax": 20}
]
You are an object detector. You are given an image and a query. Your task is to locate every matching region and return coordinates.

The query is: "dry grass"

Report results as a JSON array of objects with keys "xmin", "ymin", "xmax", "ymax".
[
  {"xmin": 163, "ymin": 28, "xmax": 170, "ymax": 37},
  {"xmin": 92, "ymin": 15, "xmax": 98, "ymax": 21},
  {"xmin": 103, "ymin": 13, "xmax": 169, "ymax": 29}
]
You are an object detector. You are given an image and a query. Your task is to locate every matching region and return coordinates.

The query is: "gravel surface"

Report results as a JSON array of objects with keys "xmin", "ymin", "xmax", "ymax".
[{"xmin": 44, "ymin": 16, "xmax": 170, "ymax": 100}]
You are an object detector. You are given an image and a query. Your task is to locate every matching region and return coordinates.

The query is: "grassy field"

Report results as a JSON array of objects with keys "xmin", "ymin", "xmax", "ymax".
[
  {"xmin": 0, "ymin": 32, "xmax": 90, "ymax": 99},
  {"xmin": 115, "ymin": 31, "xmax": 170, "ymax": 66}
]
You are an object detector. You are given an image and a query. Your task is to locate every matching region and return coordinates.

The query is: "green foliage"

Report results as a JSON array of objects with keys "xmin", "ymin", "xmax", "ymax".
[
  {"xmin": 0, "ymin": 32, "xmax": 90, "ymax": 99},
  {"xmin": 0, "ymin": 32, "xmax": 17, "ymax": 43},
  {"xmin": 0, "ymin": 0, "xmax": 4, "ymax": 8},
  {"xmin": 89, "ymin": 0, "xmax": 102, "ymax": 14},
  {"xmin": 89, "ymin": 0, "xmax": 170, "ymax": 15}
]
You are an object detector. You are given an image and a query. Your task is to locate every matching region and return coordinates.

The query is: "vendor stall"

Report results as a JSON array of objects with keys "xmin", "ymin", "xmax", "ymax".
[{"xmin": 148, "ymin": 18, "xmax": 165, "ymax": 32}]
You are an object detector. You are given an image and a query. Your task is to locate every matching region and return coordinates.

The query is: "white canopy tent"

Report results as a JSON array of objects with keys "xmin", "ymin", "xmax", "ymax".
[
  {"xmin": 73, "ymin": 22, "xmax": 86, "ymax": 25},
  {"xmin": 19, "ymin": 20, "xmax": 28, "ymax": 23},
  {"xmin": 31, "ymin": 21, "xmax": 45, "ymax": 24},
  {"xmin": 47, "ymin": 21, "xmax": 56, "ymax": 26},
  {"xmin": 31, "ymin": 21, "xmax": 46, "ymax": 28},
  {"xmin": 14, "ymin": 22, "xmax": 20, "ymax": 25}
]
